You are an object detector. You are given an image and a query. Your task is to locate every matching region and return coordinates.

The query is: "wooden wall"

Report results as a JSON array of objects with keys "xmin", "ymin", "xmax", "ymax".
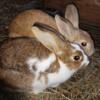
[{"xmin": 44, "ymin": 0, "xmax": 100, "ymax": 26}]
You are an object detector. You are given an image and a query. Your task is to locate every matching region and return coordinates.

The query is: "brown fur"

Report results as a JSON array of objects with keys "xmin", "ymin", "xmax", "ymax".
[
  {"xmin": 0, "ymin": 37, "xmax": 51, "ymax": 72},
  {"xmin": 0, "ymin": 68, "xmax": 34, "ymax": 92},
  {"xmin": 58, "ymin": 45, "xmax": 83, "ymax": 70},
  {"xmin": 0, "ymin": 37, "xmax": 52, "ymax": 91},
  {"xmin": 9, "ymin": 8, "xmax": 94, "ymax": 56},
  {"xmin": 45, "ymin": 59, "xmax": 60, "ymax": 73},
  {"xmin": 55, "ymin": 15, "xmax": 94, "ymax": 56},
  {"xmin": 64, "ymin": 4, "xmax": 94, "ymax": 56},
  {"xmin": 0, "ymin": 24, "xmax": 88, "ymax": 92},
  {"xmin": 9, "ymin": 10, "xmax": 57, "ymax": 37},
  {"xmin": 38, "ymin": 59, "xmax": 60, "ymax": 85}
]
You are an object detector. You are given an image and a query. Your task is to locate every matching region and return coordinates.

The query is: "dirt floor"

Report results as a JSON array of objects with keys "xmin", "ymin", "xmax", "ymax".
[{"xmin": 0, "ymin": 0, "xmax": 100, "ymax": 100}]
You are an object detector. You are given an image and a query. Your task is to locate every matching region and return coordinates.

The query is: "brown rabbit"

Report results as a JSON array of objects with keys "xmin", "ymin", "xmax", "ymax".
[
  {"xmin": 9, "ymin": 4, "xmax": 94, "ymax": 56},
  {"xmin": 0, "ymin": 23, "xmax": 89, "ymax": 94}
]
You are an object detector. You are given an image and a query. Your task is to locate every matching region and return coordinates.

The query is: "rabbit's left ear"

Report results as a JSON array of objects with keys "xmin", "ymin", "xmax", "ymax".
[
  {"xmin": 32, "ymin": 25, "xmax": 61, "ymax": 53},
  {"xmin": 65, "ymin": 4, "xmax": 79, "ymax": 28}
]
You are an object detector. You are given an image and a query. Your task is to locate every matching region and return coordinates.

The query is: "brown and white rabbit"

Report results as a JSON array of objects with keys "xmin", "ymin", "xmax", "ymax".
[
  {"xmin": 9, "ymin": 4, "xmax": 94, "ymax": 56},
  {"xmin": 0, "ymin": 23, "xmax": 89, "ymax": 94}
]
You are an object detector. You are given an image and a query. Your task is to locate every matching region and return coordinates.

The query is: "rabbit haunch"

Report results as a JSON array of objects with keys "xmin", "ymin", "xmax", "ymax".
[{"xmin": 32, "ymin": 60, "xmax": 77, "ymax": 94}]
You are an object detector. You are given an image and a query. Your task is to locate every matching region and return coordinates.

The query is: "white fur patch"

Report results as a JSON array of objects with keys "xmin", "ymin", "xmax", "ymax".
[
  {"xmin": 47, "ymin": 60, "xmax": 76, "ymax": 87},
  {"xmin": 36, "ymin": 54, "xmax": 56, "ymax": 72},
  {"xmin": 26, "ymin": 53, "xmax": 56, "ymax": 73},
  {"xmin": 31, "ymin": 59, "xmax": 76, "ymax": 94}
]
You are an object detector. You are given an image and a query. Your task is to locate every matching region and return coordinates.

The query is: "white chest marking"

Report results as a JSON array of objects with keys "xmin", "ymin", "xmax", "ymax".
[
  {"xmin": 26, "ymin": 53, "xmax": 56, "ymax": 73},
  {"xmin": 47, "ymin": 60, "xmax": 76, "ymax": 87},
  {"xmin": 31, "ymin": 60, "xmax": 76, "ymax": 93}
]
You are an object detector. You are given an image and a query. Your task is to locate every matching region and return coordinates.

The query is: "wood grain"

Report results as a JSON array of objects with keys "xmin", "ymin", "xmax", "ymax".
[{"xmin": 44, "ymin": 0, "xmax": 100, "ymax": 26}]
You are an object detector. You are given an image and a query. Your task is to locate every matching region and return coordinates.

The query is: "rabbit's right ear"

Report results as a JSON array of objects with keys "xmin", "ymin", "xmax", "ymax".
[
  {"xmin": 55, "ymin": 15, "xmax": 74, "ymax": 39},
  {"xmin": 32, "ymin": 26, "xmax": 60, "ymax": 53},
  {"xmin": 65, "ymin": 4, "xmax": 79, "ymax": 28}
]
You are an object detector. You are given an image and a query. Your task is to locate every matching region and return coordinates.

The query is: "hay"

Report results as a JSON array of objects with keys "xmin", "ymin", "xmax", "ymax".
[{"xmin": 0, "ymin": 0, "xmax": 100, "ymax": 100}]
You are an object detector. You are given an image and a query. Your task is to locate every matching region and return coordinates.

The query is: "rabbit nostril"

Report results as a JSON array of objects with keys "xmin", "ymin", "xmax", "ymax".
[{"xmin": 74, "ymin": 56, "xmax": 80, "ymax": 61}]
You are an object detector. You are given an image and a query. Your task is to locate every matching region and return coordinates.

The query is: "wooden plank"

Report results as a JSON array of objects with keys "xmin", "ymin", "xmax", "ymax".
[
  {"xmin": 44, "ymin": 0, "xmax": 100, "ymax": 26},
  {"xmin": 74, "ymin": 0, "xmax": 100, "ymax": 26},
  {"xmin": 44, "ymin": 0, "xmax": 71, "ymax": 12}
]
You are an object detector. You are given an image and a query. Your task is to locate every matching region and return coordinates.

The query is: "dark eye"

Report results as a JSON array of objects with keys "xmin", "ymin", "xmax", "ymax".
[
  {"xmin": 73, "ymin": 55, "xmax": 80, "ymax": 61},
  {"xmin": 81, "ymin": 42, "xmax": 87, "ymax": 47}
]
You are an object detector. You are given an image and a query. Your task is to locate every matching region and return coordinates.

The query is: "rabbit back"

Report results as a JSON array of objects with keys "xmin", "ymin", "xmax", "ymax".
[{"xmin": 9, "ymin": 10, "xmax": 57, "ymax": 37}]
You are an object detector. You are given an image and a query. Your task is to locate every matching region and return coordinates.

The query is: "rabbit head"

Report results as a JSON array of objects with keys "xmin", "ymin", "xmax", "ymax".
[{"xmin": 55, "ymin": 4, "xmax": 94, "ymax": 56}]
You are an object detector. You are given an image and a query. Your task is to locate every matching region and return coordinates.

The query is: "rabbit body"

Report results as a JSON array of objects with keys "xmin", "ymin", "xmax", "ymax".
[
  {"xmin": 0, "ymin": 31, "xmax": 89, "ymax": 94},
  {"xmin": 9, "ymin": 5, "xmax": 94, "ymax": 56}
]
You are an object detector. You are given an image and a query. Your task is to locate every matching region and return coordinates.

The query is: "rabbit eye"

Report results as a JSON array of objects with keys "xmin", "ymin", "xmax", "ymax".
[
  {"xmin": 81, "ymin": 42, "xmax": 87, "ymax": 47},
  {"xmin": 73, "ymin": 55, "xmax": 80, "ymax": 61}
]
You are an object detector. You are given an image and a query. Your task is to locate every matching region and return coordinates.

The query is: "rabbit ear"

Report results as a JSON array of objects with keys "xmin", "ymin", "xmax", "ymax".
[
  {"xmin": 55, "ymin": 15, "xmax": 74, "ymax": 39},
  {"xmin": 32, "ymin": 25, "xmax": 61, "ymax": 53},
  {"xmin": 65, "ymin": 4, "xmax": 79, "ymax": 28}
]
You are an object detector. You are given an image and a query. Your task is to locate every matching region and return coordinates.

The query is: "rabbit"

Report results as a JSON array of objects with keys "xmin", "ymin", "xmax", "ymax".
[
  {"xmin": 0, "ymin": 23, "xmax": 89, "ymax": 94},
  {"xmin": 55, "ymin": 4, "xmax": 94, "ymax": 56},
  {"xmin": 9, "ymin": 4, "xmax": 94, "ymax": 56}
]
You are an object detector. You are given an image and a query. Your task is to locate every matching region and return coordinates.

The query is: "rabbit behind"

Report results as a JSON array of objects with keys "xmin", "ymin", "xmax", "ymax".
[
  {"xmin": 4, "ymin": 23, "xmax": 89, "ymax": 94},
  {"xmin": 9, "ymin": 5, "xmax": 94, "ymax": 56}
]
